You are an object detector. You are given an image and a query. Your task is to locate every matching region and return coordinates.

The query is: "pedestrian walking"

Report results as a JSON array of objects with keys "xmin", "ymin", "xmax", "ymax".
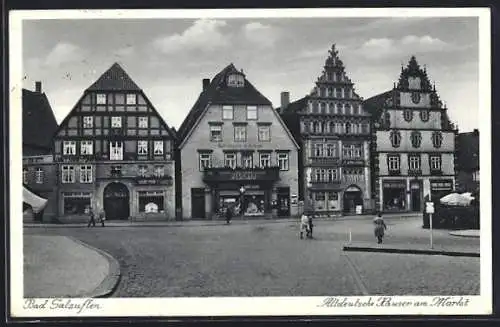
[
  {"xmin": 300, "ymin": 211, "xmax": 313, "ymax": 239},
  {"xmin": 87, "ymin": 205, "xmax": 96, "ymax": 228},
  {"xmin": 98, "ymin": 209, "xmax": 106, "ymax": 227},
  {"xmin": 373, "ymin": 212, "xmax": 387, "ymax": 244},
  {"xmin": 225, "ymin": 205, "xmax": 233, "ymax": 224}
]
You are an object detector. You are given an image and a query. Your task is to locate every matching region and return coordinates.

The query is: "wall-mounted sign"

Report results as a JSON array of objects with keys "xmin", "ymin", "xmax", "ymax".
[
  {"xmin": 430, "ymin": 180, "xmax": 453, "ymax": 191},
  {"xmin": 342, "ymin": 159, "xmax": 364, "ymax": 166},
  {"xmin": 383, "ymin": 181, "xmax": 406, "ymax": 189},
  {"xmin": 218, "ymin": 143, "xmax": 263, "ymax": 149},
  {"xmin": 204, "ymin": 168, "xmax": 279, "ymax": 182},
  {"xmin": 135, "ymin": 177, "xmax": 172, "ymax": 186}
]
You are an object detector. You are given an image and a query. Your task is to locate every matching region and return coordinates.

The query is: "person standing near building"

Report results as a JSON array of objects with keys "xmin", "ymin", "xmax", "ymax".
[
  {"xmin": 225, "ymin": 205, "xmax": 233, "ymax": 225},
  {"xmin": 87, "ymin": 205, "xmax": 96, "ymax": 228},
  {"xmin": 98, "ymin": 208, "xmax": 106, "ymax": 227},
  {"xmin": 373, "ymin": 212, "xmax": 387, "ymax": 244}
]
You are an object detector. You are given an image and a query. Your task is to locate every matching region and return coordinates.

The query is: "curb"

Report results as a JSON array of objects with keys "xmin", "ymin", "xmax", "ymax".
[
  {"xmin": 67, "ymin": 237, "xmax": 121, "ymax": 298},
  {"xmin": 449, "ymin": 231, "xmax": 480, "ymax": 238},
  {"xmin": 342, "ymin": 245, "xmax": 480, "ymax": 258}
]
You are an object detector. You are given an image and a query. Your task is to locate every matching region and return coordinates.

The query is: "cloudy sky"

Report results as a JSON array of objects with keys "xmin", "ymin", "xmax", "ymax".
[{"xmin": 22, "ymin": 16, "xmax": 480, "ymax": 131}]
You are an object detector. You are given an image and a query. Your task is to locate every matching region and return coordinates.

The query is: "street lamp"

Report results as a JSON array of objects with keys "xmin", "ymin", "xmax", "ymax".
[{"xmin": 239, "ymin": 186, "xmax": 246, "ymax": 217}]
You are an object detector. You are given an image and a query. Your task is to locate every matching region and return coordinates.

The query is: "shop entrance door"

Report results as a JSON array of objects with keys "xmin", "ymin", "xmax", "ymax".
[
  {"xmin": 103, "ymin": 182, "xmax": 130, "ymax": 220},
  {"xmin": 343, "ymin": 185, "xmax": 363, "ymax": 214},
  {"xmin": 277, "ymin": 187, "xmax": 290, "ymax": 217},
  {"xmin": 191, "ymin": 188, "xmax": 206, "ymax": 219},
  {"xmin": 410, "ymin": 181, "xmax": 422, "ymax": 212}
]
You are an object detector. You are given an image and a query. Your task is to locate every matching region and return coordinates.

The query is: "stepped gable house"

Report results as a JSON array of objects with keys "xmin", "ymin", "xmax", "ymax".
[
  {"xmin": 22, "ymin": 81, "xmax": 59, "ymax": 221},
  {"xmin": 364, "ymin": 56, "xmax": 457, "ymax": 213},
  {"xmin": 177, "ymin": 64, "xmax": 299, "ymax": 220},
  {"xmin": 279, "ymin": 44, "xmax": 373, "ymax": 216},
  {"xmin": 52, "ymin": 63, "xmax": 176, "ymax": 222}
]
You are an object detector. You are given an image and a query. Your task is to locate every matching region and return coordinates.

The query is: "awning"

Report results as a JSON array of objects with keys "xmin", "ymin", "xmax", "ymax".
[{"xmin": 23, "ymin": 186, "xmax": 48, "ymax": 213}]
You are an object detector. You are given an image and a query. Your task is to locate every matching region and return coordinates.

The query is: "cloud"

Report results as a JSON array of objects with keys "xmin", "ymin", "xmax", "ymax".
[
  {"xmin": 43, "ymin": 42, "xmax": 86, "ymax": 67},
  {"xmin": 153, "ymin": 19, "xmax": 229, "ymax": 54},
  {"xmin": 241, "ymin": 22, "xmax": 279, "ymax": 48},
  {"xmin": 113, "ymin": 45, "xmax": 135, "ymax": 58}
]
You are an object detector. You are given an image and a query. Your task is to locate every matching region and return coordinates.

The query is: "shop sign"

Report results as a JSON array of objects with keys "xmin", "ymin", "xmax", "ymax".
[
  {"xmin": 430, "ymin": 180, "xmax": 453, "ymax": 191},
  {"xmin": 231, "ymin": 171, "xmax": 259, "ymax": 180},
  {"xmin": 218, "ymin": 143, "xmax": 263, "ymax": 149},
  {"xmin": 342, "ymin": 159, "xmax": 364, "ymax": 165},
  {"xmin": 383, "ymin": 181, "xmax": 406, "ymax": 189},
  {"xmin": 135, "ymin": 177, "xmax": 172, "ymax": 186},
  {"xmin": 204, "ymin": 168, "xmax": 279, "ymax": 182}
]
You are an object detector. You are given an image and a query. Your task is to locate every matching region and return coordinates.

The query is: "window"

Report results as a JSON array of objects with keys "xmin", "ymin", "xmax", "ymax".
[
  {"xmin": 138, "ymin": 141, "xmax": 148, "ymax": 155},
  {"xmin": 80, "ymin": 141, "xmax": 93, "ymax": 155},
  {"xmin": 329, "ymin": 121, "xmax": 336, "ymax": 134},
  {"xmin": 224, "ymin": 153, "xmax": 237, "ymax": 169},
  {"xmin": 390, "ymin": 130, "xmax": 401, "ymax": 148},
  {"xmin": 111, "ymin": 116, "xmax": 122, "ymax": 128},
  {"xmin": 361, "ymin": 123, "xmax": 369, "ymax": 134},
  {"xmin": 154, "ymin": 166, "xmax": 165, "ymax": 178},
  {"xmin": 234, "ymin": 125, "xmax": 247, "ymax": 142},
  {"xmin": 63, "ymin": 141, "xmax": 76, "ymax": 155},
  {"xmin": 387, "ymin": 155, "xmax": 400, "ymax": 171},
  {"xmin": 408, "ymin": 155, "xmax": 421, "ymax": 171},
  {"xmin": 227, "ymin": 74, "xmax": 244, "ymax": 87},
  {"xmin": 314, "ymin": 192, "xmax": 325, "ymax": 201},
  {"xmin": 277, "ymin": 153, "xmax": 289, "ymax": 171},
  {"xmin": 320, "ymin": 169, "xmax": 326, "ymax": 181},
  {"xmin": 96, "ymin": 93, "xmax": 106, "ymax": 104},
  {"xmin": 432, "ymin": 131, "xmax": 443, "ymax": 148},
  {"xmin": 222, "ymin": 105, "xmax": 234, "ymax": 120},
  {"xmin": 429, "ymin": 155, "xmax": 442, "ymax": 171},
  {"xmin": 342, "ymin": 144, "xmax": 362, "ymax": 159},
  {"xmin": 62, "ymin": 165, "xmax": 76, "ymax": 183},
  {"xmin": 138, "ymin": 165, "xmax": 148, "ymax": 177},
  {"xmin": 472, "ymin": 170, "xmax": 479, "ymax": 182},
  {"xmin": 259, "ymin": 153, "xmax": 271, "ymax": 168},
  {"xmin": 35, "ymin": 167, "xmax": 43, "ymax": 184},
  {"xmin": 80, "ymin": 165, "xmax": 93, "ymax": 183},
  {"xmin": 353, "ymin": 104, "xmax": 360, "ymax": 115},
  {"xmin": 314, "ymin": 143, "xmax": 323, "ymax": 157},
  {"xmin": 411, "ymin": 131, "xmax": 422, "ymax": 148},
  {"xmin": 320, "ymin": 102, "xmax": 327, "ymax": 113},
  {"xmin": 313, "ymin": 121, "xmax": 320, "ymax": 133},
  {"xmin": 110, "ymin": 141, "xmax": 123, "ymax": 160},
  {"xmin": 63, "ymin": 192, "xmax": 91, "ymax": 215},
  {"xmin": 315, "ymin": 169, "xmax": 321, "ymax": 182},
  {"xmin": 247, "ymin": 106, "xmax": 257, "ymax": 120},
  {"xmin": 209, "ymin": 125, "xmax": 223, "ymax": 142},
  {"xmin": 110, "ymin": 165, "xmax": 122, "ymax": 176},
  {"xmin": 345, "ymin": 122, "xmax": 351, "ymax": 134},
  {"xmin": 199, "ymin": 153, "xmax": 212, "ymax": 171},
  {"xmin": 420, "ymin": 110, "xmax": 430, "ymax": 122},
  {"xmin": 328, "ymin": 87, "xmax": 333, "ymax": 97},
  {"xmin": 139, "ymin": 191, "xmax": 164, "ymax": 213},
  {"xmin": 345, "ymin": 104, "xmax": 351, "ymax": 115},
  {"xmin": 242, "ymin": 153, "xmax": 253, "ymax": 168},
  {"xmin": 326, "ymin": 143, "xmax": 336, "ymax": 157},
  {"xmin": 23, "ymin": 168, "xmax": 28, "ymax": 184},
  {"xmin": 83, "ymin": 116, "xmax": 93, "ymax": 128},
  {"xmin": 154, "ymin": 141, "xmax": 164, "ymax": 155},
  {"xmin": 126, "ymin": 94, "xmax": 136, "ymax": 105},
  {"xmin": 138, "ymin": 117, "xmax": 148, "ymax": 128},
  {"xmin": 258, "ymin": 125, "xmax": 271, "ymax": 141},
  {"xmin": 403, "ymin": 110, "xmax": 413, "ymax": 122},
  {"xmin": 327, "ymin": 169, "xmax": 338, "ymax": 182},
  {"xmin": 336, "ymin": 88, "xmax": 342, "ymax": 98}
]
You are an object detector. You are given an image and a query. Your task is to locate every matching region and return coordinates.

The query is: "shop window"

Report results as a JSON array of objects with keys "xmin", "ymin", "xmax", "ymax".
[
  {"xmin": 138, "ymin": 117, "xmax": 148, "ymax": 128},
  {"xmin": 234, "ymin": 125, "xmax": 247, "ymax": 142},
  {"xmin": 411, "ymin": 131, "xmax": 422, "ymax": 148},
  {"xmin": 61, "ymin": 165, "xmax": 75, "ymax": 183},
  {"xmin": 96, "ymin": 93, "xmax": 106, "ymax": 104},
  {"xmin": 390, "ymin": 130, "xmax": 401, "ymax": 148},
  {"xmin": 199, "ymin": 153, "xmax": 212, "ymax": 171},
  {"xmin": 224, "ymin": 153, "xmax": 237, "ymax": 169},
  {"xmin": 83, "ymin": 116, "xmax": 93, "ymax": 128},
  {"xmin": 63, "ymin": 141, "xmax": 76, "ymax": 155},
  {"xmin": 63, "ymin": 192, "xmax": 92, "ymax": 215},
  {"xmin": 258, "ymin": 125, "xmax": 271, "ymax": 141},
  {"xmin": 277, "ymin": 152, "xmax": 289, "ymax": 171},
  {"xmin": 154, "ymin": 141, "xmax": 164, "ymax": 155},
  {"xmin": 408, "ymin": 155, "xmax": 421, "ymax": 171},
  {"xmin": 139, "ymin": 191, "xmax": 164, "ymax": 213},
  {"xmin": 222, "ymin": 105, "xmax": 234, "ymax": 120},
  {"xmin": 35, "ymin": 167, "xmax": 43, "ymax": 184},
  {"xmin": 23, "ymin": 168, "xmax": 28, "ymax": 184},
  {"xmin": 242, "ymin": 153, "xmax": 253, "ymax": 168},
  {"xmin": 403, "ymin": 110, "xmax": 413, "ymax": 122},
  {"xmin": 432, "ymin": 131, "xmax": 443, "ymax": 148},
  {"xmin": 383, "ymin": 183, "xmax": 406, "ymax": 211},
  {"xmin": 210, "ymin": 125, "xmax": 222, "ymax": 142},
  {"xmin": 242, "ymin": 194, "xmax": 265, "ymax": 216},
  {"xmin": 137, "ymin": 140, "xmax": 148, "ymax": 155},
  {"xmin": 247, "ymin": 106, "xmax": 257, "ymax": 120},
  {"xmin": 420, "ymin": 110, "xmax": 430, "ymax": 122},
  {"xmin": 79, "ymin": 165, "xmax": 93, "ymax": 183},
  {"xmin": 126, "ymin": 94, "xmax": 136, "ymax": 105},
  {"xmin": 80, "ymin": 140, "xmax": 93, "ymax": 155},
  {"xmin": 259, "ymin": 153, "xmax": 271, "ymax": 168}
]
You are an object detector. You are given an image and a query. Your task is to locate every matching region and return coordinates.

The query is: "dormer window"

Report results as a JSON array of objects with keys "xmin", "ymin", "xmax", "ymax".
[{"xmin": 227, "ymin": 73, "xmax": 245, "ymax": 87}]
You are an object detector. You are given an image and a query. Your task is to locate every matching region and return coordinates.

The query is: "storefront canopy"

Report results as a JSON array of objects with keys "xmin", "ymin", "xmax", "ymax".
[
  {"xmin": 439, "ymin": 192, "xmax": 474, "ymax": 207},
  {"xmin": 23, "ymin": 186, "xmax": 48, "ymax": 213}
]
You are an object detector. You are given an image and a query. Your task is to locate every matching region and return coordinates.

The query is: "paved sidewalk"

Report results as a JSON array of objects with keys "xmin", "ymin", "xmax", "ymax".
[
  {"xmin": 24, "ymin": 235, "xmax": 120, "ymax": 298},
  {"xmin": 449, "ymin": 229, "xmax": 480, "ymax": 238},
  {"xmin": 343, "ymin": 241, "xmax": 479, "ymax": 257}
]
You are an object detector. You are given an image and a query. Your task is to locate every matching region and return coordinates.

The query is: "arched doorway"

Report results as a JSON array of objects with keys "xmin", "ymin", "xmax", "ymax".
[
  {"xmin": 343, "ymin": 185, "xmax": 363, "ymax": 214},
  {"xmin": 103, "ymin": 182, "xmax": 130, "ymax": 220}
]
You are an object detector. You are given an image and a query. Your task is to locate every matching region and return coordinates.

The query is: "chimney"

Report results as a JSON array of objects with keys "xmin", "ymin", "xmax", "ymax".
[
  {"xmin": 473, "ymin": 128, "xmax": 479, "ymax": 136},
  {"xmin": 35, "ymin": 81, "xmax": 42, "ymax": 93},
  {"xmin": 202, "ymin": 79, "xmax": 210, "ymax": 91},
  {"xmin": 280, "ymin": 91, "xmax": 290, "ymax": 109}
]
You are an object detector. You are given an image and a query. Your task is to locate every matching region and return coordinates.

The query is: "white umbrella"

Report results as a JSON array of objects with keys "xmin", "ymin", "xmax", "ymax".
[
  {"xmin": 439, "ymin": 193, "xmax": 471, "ymax": 206},
  {"xmin": 23, "ymin": 186, "xmax": 48, "ymax": 213}
]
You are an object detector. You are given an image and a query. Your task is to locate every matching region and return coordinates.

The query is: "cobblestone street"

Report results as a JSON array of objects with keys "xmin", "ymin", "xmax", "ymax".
[{"xmin": 24, "ymin": 217, "xmax": 480, "ymax": 297}]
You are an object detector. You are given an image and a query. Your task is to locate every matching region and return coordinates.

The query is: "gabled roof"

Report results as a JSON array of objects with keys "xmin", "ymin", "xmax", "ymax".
[
  {"xmin": 177, "ymin": 63, "xmax": 272, "ymax": 144},
  {"xmin": 278, "ymin": 96, "xmax": 309, "ymax": 115},
  {"xmin": 457, "ymin": 130, "xmax": 479, "ymax": 171},
  {"xmin": 22, "ymin": 89, "xmax": 58, "ymax": 153},
  {"xmin": 397, "ymin": 56, "xmax": 433, "ymax": 91},
  {"xmin": 362, "ymin": 90, "xmax": 394, "ymax": 121},
  {"xmin": 87, "ymin": 62, "xmax": 141, "ymax": 91}
]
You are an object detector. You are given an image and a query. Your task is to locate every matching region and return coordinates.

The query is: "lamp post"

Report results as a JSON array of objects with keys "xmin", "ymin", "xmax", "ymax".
[{"xmin": 239, "ymin": 186, "xmax": 246, "ymax": 217}]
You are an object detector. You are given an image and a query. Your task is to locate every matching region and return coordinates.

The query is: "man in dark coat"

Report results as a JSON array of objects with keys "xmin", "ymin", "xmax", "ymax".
[
  {"xmin": 87, "ymin": 206, "xmax": 96, "ymax": 227},
  {"xmin": 225, "ymin": 205, "xmax": 233, "ymax": 224}
]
